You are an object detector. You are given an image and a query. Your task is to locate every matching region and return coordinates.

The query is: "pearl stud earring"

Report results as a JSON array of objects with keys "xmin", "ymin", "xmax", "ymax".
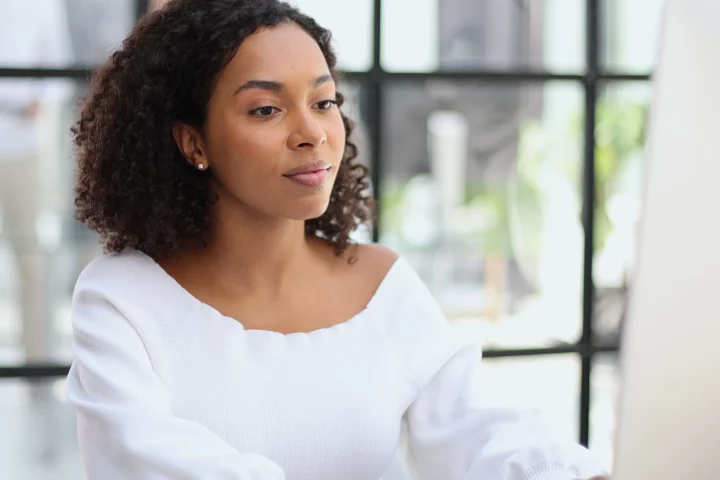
[{"xmin": 197, "ymin": 163, "xmax": 205, "ymax": 170}]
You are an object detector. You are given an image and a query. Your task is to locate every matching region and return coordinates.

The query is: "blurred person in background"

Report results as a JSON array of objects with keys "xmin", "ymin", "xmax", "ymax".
[
  {"xmin": 0, "ymin": 0, "xmax": 74, "ymax": 471},
  {"xmin": 0, "ymin": 0, "xmax": 73, "ymax": 365},
  {"xmin": 65, "ymin": 1, "xmax": 608, "ymax": 479}
]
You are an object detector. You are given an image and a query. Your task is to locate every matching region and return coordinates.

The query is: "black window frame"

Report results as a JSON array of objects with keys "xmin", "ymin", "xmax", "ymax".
[{"xmin": 0, "ymin": 0, "xmax": 651, "ymax": 449}]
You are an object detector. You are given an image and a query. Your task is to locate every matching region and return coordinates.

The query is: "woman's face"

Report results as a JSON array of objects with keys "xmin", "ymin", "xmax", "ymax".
[{"xmin": 189, "ymin": 22, "xmax": 346, "ymax": 222}]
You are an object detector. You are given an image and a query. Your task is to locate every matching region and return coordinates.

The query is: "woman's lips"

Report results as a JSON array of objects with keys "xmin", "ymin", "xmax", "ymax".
[{"xmin": 283, "ymin": 168, "xmax": 330, "ymax": 188}]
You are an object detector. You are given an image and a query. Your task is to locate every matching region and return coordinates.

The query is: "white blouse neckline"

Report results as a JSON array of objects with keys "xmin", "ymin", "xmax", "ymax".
[{"xmin": 133, "ymin": 249, "xmax": 405, "ymax": 339}]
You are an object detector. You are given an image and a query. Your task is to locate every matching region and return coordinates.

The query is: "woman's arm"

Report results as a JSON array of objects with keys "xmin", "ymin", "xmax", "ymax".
[
  {"xmin": 405, "ymin": 343, "xmax": 609, "ymax": 480},
  {"xmin": 384, "ymin": 258, "xmax": 608, "ymax": 480},
  {"xmin": 66, "ymin": 281, "xmax": 285, "ymax": 480}
]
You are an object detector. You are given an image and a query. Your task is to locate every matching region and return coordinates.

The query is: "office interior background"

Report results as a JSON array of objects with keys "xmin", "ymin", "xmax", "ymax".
[{"xmin": 0, "ymin": 0, "xmax": 664, "ymax": 478}]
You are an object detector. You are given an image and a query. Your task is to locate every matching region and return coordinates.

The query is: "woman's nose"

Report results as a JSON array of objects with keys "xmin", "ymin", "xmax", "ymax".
[{"xmin": 287, "ymin": 111, "xmax": 326, "ymax": 150}]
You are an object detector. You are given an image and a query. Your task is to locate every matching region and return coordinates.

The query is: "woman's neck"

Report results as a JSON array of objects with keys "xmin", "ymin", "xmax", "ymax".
[{"xmin": 165, "ymin": 204, "xmax": 333, "ymax": 302}]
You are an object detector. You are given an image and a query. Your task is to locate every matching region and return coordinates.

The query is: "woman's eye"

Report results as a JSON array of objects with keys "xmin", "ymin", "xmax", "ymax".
[
  {"xmin": 251, "ymin": 106, "xmax": 278, "ymax": 117},
  {"xmin": 316, "ymin": 99, "xmax": 338, "ymax": 110}
]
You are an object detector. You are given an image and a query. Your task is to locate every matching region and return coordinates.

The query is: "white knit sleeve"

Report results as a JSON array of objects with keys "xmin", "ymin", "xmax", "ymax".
[
  {"xmin": 405, "ymin": 343, "xmax": 609, "ymax": 480},
  {"xmin": 386, "ymin": 261, "xmax": 608, "ymax": 480},
  {"xmin": 65, "ymin": 281, "xmax": 285, "ymax": 480}
]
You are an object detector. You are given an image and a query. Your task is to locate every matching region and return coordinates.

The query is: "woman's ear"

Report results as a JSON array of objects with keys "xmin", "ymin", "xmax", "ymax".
[{"xmin": 172, "ymin": 121, "xmax": 209, "ymax": 170}]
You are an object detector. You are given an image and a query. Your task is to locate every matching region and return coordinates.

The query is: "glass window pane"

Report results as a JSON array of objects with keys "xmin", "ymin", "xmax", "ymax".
[
  {"xmin": 602, "ymin": 0, "xmax": 667, "ymax": 73},
  {"xmin": 150, "ymin": 0, "xmax": 374, "ymax": 72},
  {"xmin": 288, "ymin": 0, "xmax": 374, "ymax": 72},
  {"xmin": 593, "ymin": 82, "xmax": 651, "ymax": 344},
  {"xmin": 479, "ymin": 355, "xmax": 580, "ymax": 443},
  {"xmin": 0, "ymin": 378, "xmax": 83, "ymax": 479},
  {"xmin": 0, "ymin": 0, "xmax": 135, "ymax": 68},
  {"xmin": 0, "ymin": 243, "xmax": 101, "ymax": 365},
  {"xmin": 0, "ymin": 79, "xmax": 101, "ymax": 365},
  {"xmin": 380, "ymin": 80, "xmax": 585, "ymax": 348},
  {"xmin": 590, "ymin": 354, "xmax": 619, "ymax": 474},
  {"xmin": 381, "ymin": 0, "xmax": 585, "ymax": 72}
]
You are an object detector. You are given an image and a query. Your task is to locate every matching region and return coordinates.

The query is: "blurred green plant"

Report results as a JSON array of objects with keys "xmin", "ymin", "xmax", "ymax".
[
  {"xmin": 379, "ymin": 96, "xmax": 647, "ymax": 259},
  {"xmin": 592, "ymin": 99, "xmax": 647, "ymax": 251},
  {"xmin": 379, "ymin": 181, "xmax": 407, "ymax": 240},
  {"xmin": 379, "ymin": 121, "xmax": 547, "ymax": 258},
  {"xmin": 466, "ymin": 183, "xmax": 512, "ymax": 255},
  {"xmin": 568, "ymin": 97, "xmax": 647, "ymax": 251},
  {"xmin": 466, "ymin": 121, "xmax": 545, "ymax": 258}
]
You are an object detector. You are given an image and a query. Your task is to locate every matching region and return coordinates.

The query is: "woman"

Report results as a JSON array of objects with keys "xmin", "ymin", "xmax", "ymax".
[{"xmin": 66, "ymin": 1, "xmax": 609, "ymax": 479}]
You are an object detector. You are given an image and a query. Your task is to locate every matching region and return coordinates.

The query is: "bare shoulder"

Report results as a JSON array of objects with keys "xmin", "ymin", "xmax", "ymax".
[
  {"xmin": 350, "ymin": 242, "xmax": 400, "ymax": 281},
  {"xmin": 316, "ymin": 238, "xmax": 400, "ymax": 292}
]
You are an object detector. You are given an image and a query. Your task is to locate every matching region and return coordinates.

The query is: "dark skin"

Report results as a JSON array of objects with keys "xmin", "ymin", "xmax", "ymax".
[{"xmin": 162, "ymin": 23, "xmax": 397, "ymax": 335}]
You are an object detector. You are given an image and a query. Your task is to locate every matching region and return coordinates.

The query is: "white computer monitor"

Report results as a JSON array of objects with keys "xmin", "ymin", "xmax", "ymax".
[{"xmin": 613, "ymin": 1, "xmax": 720, "ymax": 479}]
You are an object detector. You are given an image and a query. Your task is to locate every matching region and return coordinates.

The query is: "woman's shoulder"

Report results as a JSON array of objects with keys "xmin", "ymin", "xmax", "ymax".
[
  {"xmin": 351, "ymin": 242, "xmax": 400, "ymax": 278},
  {"xmin": 73, "ymin": 249, "xmax": 198, "ymax": 323},
  {"xmin": 76, "ymin": 249, "xmax": 157, "ymax": 286},
  {"xmin": 355, "ymin": 245, "xmax": 474, "ymax": 383},
  {"xmin": 350, "ymin": 243, "xmax": 431, "ymax": 315},
  {"xmin": 75, "ymin": 249, "xmax": 168, "ymax": 303}
]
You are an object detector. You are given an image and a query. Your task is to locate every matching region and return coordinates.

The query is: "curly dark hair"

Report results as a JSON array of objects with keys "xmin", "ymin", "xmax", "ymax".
[{"xmin": 73, "ymin": 0, "xmax": 374, "ymax": 259}]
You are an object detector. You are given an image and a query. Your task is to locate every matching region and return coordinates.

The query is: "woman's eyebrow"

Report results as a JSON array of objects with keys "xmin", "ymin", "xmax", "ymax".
[
  {"xmin": 311, "ymin": 74, "xmax": 333, "ymax": 88},
  {"xmin": 232, "ymin": 74, "xmax": 333, "ymax": 96}
]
